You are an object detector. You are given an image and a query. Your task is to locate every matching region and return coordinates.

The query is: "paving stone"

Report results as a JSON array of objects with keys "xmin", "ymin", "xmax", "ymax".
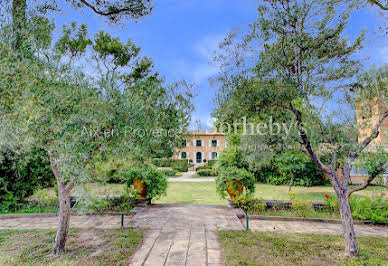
[{"xmin": 207, "ymin": 248, "xmax": 224, "ymax": 264}]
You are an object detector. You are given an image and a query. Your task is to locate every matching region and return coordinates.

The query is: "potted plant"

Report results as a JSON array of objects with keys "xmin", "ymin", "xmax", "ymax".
[
  {"xmin": 125, "ymin": 167, "xmax": 168, "ymax": 203},
  {"xmin": 216, "ymin": 166, "xmax": 255, "ymax": 201}
]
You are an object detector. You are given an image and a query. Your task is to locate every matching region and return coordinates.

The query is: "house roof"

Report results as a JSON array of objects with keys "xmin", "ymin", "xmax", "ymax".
[{"xmin": 183, "ymin": 130, "xmax": 225, "ymax": 136}]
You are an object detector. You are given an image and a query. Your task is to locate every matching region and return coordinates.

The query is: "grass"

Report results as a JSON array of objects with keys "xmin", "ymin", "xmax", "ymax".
[
  {"xmin": 154, "ymin": 182, "xmax": 227, "ymax": 205},
  {"xmin": 219, "ymin": 230, "xmax": 388, "ymax": 266},
  {"xmin": 0, "ymin": 228, "xmax": 143, "ymax": 265},
  {"xmin": 25, "ymin": 182, "xmax": 384, "ymax": 210}
]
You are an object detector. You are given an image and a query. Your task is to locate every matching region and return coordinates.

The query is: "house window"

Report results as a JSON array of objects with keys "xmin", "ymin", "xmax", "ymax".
[
  {"xmin": 181, "ymin": 152, "xmax": 187, "ymax": 159},
  {"xmin": 211, "ymin": 139, "xmax": 218, "ymax": 147},
  {"xmin": 196, "ymin": 139, "xmax": 202, "ymax": 147},
  {"xmin": 211, "ymin": 152, "xmax": 218, "ymax": 159}
]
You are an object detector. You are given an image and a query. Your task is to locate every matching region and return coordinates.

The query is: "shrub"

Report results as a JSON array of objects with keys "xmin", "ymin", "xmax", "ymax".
[
  {"xmin": 152, "ymin": 158, "xmax": 188, "ymax": 172},
  {"xmin": 255, "ymin": 151, "xmax": 325, "ymax": 186},
  {"xmin": 0, "ymin": 148, "xmax": 55, "ymax": 211},
  {"xmin": 160, "ymin": 169, "xmax": 177, "ymax": 176},
  {"xmin": 92, "ymin": 156, "xmax": 132, "ymax": 184},
  {"xmin": 207, "ymin": 160, "xmax": 217, "ymax": 167},
  {"xmin": 232, "ymin": 194, "xmax": 266, "ymax": 213},
  {"xmin": 197, "ymin": 169, "xmax": 216, "ymax": 176},
  {"xmin": 350, "ymin": 194, "xmax": 388, "ymax": 223},
  {"xmin": 196, "ymin": 165, "xmax": 213, "ymax": 171},
  {"xmin": 216, "ymin": 166, "xmax": 256, "ymax": 199},
  {"xmin": 171, "ymin": 159, "xmax": 188, "ymax": 172},
  {"xmin": 289, "ymin": 192, "xmax": 314, "ymax": 217},
  {"xmin": 78, "ymin": 195, "xmax": 136, "ymax": 213},
  {"xmin": 189, "ymin": 159, "xmax": 193, "ymax": 163},
  {"xmin": 152, "ymin": 158, "xmax": 172, "ymax": 167},
  {"xmin": 124, "ymin": 167, "xmax": 168, "ymax": 200}
]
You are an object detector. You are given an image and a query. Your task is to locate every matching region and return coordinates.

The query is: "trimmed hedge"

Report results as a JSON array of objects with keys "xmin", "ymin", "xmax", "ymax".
[
  {"xmin": 153, "ymin": 158, "xmax": 188, "ymax": 172},
  {"xmin": 197, "ymin": 169, "xmax": 216, "ymax": 176},
  {"xmin": 196, "ymin": 165, "xmax": 213, "ymax": 171}
]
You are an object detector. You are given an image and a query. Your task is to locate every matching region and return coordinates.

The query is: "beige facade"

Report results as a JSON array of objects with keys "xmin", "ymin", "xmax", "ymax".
[
  {"xmin": 173, "ymin": 130, "xmax": 226, "ymax": 164},
  {"xmin": 356, "ymin": 99, "xmax": 388, "ymax": 152},
  {"xmin": 353, "ymin": 98, "xmax": 387, "ymax": 184}
]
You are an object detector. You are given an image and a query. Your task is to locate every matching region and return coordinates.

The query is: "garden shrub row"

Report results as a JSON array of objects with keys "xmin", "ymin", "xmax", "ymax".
[
  {"xmin": 253, "ymin": 151, "xmax": 326, "ymax": 186},
  {"xmin": 197, "ymin": 169, "xmax": 217, "ymax": 176},
  {"xmin": 152, "ymin": 158, "xmax": 188, "ymax": 172},
  {"xmin": 232, "ymin": 192, "xmax": 388, "ymax": 224}
]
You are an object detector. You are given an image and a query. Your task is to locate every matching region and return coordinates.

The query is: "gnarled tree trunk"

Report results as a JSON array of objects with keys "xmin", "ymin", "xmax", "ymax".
[
  {"xmin": 331, "ymin": 176, "xmax": 359, "ymax": 257},
  {"xmin": 51, "ymin": 182, "xmax": 71, "ymax": 255}
]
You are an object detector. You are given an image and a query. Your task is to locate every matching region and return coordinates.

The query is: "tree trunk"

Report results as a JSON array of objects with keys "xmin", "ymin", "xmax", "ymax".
[
  {"xmin": 288, "ymin": 173, "xmax": 294, "ymax": 192},
  {"xmin": 337, "ymin": 191, "xmax": 359, "ymax": 256},
  {"xmin": 51, "ymin": 183, "xmax": 71, "ymax": 255},
  {"xmin": 12, "ymin": 0, "xmax": 27, "ymax": 50}
]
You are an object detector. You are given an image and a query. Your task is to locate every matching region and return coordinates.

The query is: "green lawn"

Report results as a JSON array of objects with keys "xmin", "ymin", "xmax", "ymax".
[
  {"xmin": 219, "ymin": 231, "xmax": 388, "ymax": 266},
  {"xmin": 29, "ymin": 182, "xmax": 383, "ymax": 207},
  {"xmin": 0, "ymin": 228, "xmax": 143, "ymax": 265},
  {"xmin": 154, "ymin": 182, "xmax": 227, "ymax": 205}
]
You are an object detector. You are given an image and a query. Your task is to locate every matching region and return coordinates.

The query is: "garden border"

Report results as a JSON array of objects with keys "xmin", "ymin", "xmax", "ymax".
[
  {"xmin": 0, "ymin": 211, "xmax": 136, "ymax": 219},
  {"xmin": 236, "ymin": 212, "xmax": 388, "ymax": 226}
]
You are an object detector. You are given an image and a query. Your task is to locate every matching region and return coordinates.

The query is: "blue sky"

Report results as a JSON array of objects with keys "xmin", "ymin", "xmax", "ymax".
[{"xmin": 52, "ymin": 0, "xmax": 387, "ymax": 130}]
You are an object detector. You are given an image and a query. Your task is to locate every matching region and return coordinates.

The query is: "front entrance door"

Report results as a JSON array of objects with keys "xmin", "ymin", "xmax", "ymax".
[{"xmin": 196, "ymin": 152, "xmax": 202, "ymax": 163}]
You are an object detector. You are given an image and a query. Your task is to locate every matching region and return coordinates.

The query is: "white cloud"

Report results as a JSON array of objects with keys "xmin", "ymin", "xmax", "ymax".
[{"xmin": 193, "ymin": 33, "xmax": 226, "ymax": 59}]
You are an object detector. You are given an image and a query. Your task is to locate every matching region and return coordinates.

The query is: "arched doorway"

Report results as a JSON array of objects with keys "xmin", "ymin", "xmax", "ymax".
[{"xmin": 196, "ymin": 152, "xmax": 202, "ymax": 164}]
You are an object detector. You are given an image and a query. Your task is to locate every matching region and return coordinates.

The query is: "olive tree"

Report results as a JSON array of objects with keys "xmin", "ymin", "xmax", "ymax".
[
  {"xmin": 212, "ymin": 0, "xmax": 387, "ymax": 257},
  {"xmin": 0, "ymin": 21, "xmax": 192, "ymax": 254}
]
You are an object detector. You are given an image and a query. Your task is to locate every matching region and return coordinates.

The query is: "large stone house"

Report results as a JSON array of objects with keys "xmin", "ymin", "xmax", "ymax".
[{"xmin": 173, "ymin": 130, "xmax": 226, "ymax": 165}]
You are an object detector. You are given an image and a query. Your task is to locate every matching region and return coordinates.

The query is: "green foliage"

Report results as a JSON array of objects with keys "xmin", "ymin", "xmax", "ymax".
[
  {"xmin": 160, "ymin": 169, "xmax": 177, "ymax": 177},
  {"xmin": 257, "ymin": 151, "xmax": 325, "ymax": 186},
  {"xmin": 152, "ymin": 158, "xmax": 172, "ymax": 167},
  {"xmin": 232, "ymin": 194, "xmax": 266, "ymax": 213},
  {"xmin": 216, "ymin": 135, "xmax": 254, "ymax": 198},
  {"xmin": 196, "ymin": 169, "xmax": 216, "ymax": 176},
  {"xmin": 216, "ymin": 166, "xmax": 256, "ymax": 199},
  {"xmin": 0, "ymin": 148, "xmax": 55, "ymax": 211},
  {"xmin": 81, "ymin": 195, "xmax": 136, "ymax": 213},
  {"xmin": 350, "ymin": 194, "xmax": 388, "ymax": 223},
  {"xmin": 207, "ymin": 160, "xmax": 217, "ymax": 167},
  {"xmin": 196, "ymin": 165, "xmax": 213, "ymax": 171},
  {"xmin": 125, "ymin": 167, "xmax": 168, "ymax": 200},
  {"xmin": 289, "ymin": 192, "xmax": 315, "ymax": 217},
  {"xmin": 152, "ymin": 158, "xmax": 188, "ymax": 172}
]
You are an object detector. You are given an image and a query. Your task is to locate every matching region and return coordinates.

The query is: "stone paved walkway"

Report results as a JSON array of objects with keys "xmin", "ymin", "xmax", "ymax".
[
  {"xmin": 247, "ymin": 219, "xmax": 388, "ymax": 237},
  {"xmin": 168, "ymin": 170, "xmax": 215, "ymax": 182},
  {"xmin": 127, "ymin": 205, "xmax": 243, "ymax": 266},
  {"xmin": 1, "ymin": 205, "xmax": 388, "ymax": 266}
]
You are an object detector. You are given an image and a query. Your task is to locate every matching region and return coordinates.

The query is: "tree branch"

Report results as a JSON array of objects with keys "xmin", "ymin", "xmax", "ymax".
[
  {"xmin": 78, "ymin": 0, "xmax": 149, "ymax": 17},
  {"xmin": 348, "ymin": 160, "xmax": 388, "ymax": 196},
  {"xmin": 368, "ymin": 0, "xmax": 388, "ymax": 10},
  {"xmin": 349, "ymin": 110, "xmax": 388, "ymax": 159},
  {"xmin": 277, "ymin": 103, "xmax": 330, "ymax": 173}
]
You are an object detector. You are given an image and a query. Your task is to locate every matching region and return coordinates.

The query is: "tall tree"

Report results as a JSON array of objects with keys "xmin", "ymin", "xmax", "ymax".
[
  {"xmin": 6, "ymin": 0, "xmax": 152, "ymax": 50},
  {"xmin": 0, "ymin": 22, "xmax": 192, "ymax": 254},
  {"xmin": 212, "ymin": 0, "xmax": 387, "ymax": 257}
]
